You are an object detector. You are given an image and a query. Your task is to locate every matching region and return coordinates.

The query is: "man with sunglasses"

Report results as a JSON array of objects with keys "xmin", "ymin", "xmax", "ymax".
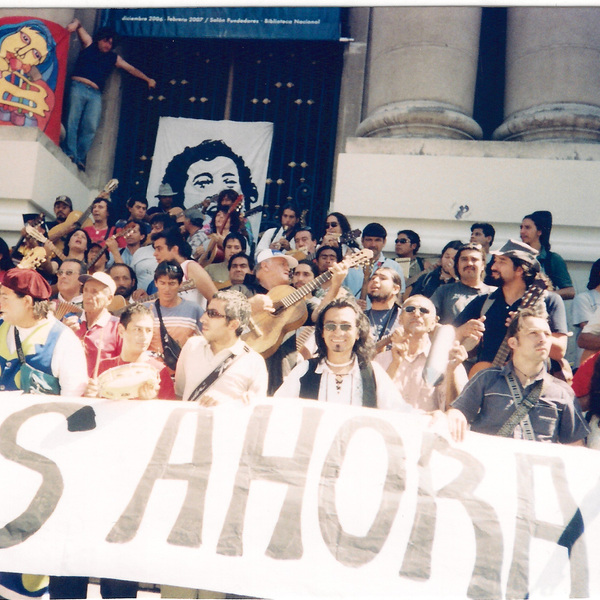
[
  {"xmin": 394, "ymin": 230, "xmax": 431, "ymax": 279},
  {"xmin": 54, "ymin": 259, "xmax": 85, "ymax": 307},
  {"xmin": 377, "ymin": 296, "xmax": 468, "ymax": 411},
  {"xmin": 275, "ymin": 297, "xmax": 408, "ymax": 410},
  {"xmin": 175, "ymin": 290, "xmax": 267, "ymax": 405}
]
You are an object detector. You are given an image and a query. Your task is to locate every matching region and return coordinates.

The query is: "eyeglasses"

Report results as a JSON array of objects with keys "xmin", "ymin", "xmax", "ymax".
[
  {"xmin": 395, "ymin": 238, "xmax": 411, "ymax": 244},
  {"xmin": 325, "ymin": 222, "xmax": 339, "ymax": 229},
  {"xmin": 404, "ymin": 305, "xmax": 430, "ymax": 315},
  {"xmin": 205, "ymin": 308, "xmax": 226, "ymax": 319},
  {"xmin": 57, "ymin": 270, "xmax": 76, "ymax": 276},
  {"xmin": 323, "ymin": 322, "xmax": 353, "ymax": 331}
]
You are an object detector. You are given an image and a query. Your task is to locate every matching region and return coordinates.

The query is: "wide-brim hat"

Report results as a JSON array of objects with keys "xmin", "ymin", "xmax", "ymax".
[
  {"xmin": 256, "ymin": 249, "xmax": 298, "ymax": 269},
  {"xmin": 155, "ymin": 183, "xmax": 176, "ymax": 198},
  {"xmin": 491, "ymin": 239, "xmax": 540, "ymax": 268}
]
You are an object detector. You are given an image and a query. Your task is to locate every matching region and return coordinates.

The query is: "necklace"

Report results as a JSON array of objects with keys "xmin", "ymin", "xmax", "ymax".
[
  {"xmin": 514, "ymin": 364, "xmax": 543, "ymax": 387},
  {"xmin": 325, "ymin": 357, "xmax": 354, "ymax": 369}
]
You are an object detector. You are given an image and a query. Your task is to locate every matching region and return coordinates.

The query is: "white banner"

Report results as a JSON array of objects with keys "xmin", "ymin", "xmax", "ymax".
[
  {"xmin": 147, "ymin": 117, "xmax": 273, "ymax": 239},
  {"xmin": 0, "ymin": 393, "xmax": 599, "ymax": 599}
]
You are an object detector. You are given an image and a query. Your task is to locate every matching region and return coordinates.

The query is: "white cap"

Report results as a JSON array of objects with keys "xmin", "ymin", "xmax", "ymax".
[
  {"xmin": 79, "ymin": 271, "xmax": 117, "ymax": 296},
  {"xmin": 256, "ymin": 249, "xmax": 298, "ymax": 269}
]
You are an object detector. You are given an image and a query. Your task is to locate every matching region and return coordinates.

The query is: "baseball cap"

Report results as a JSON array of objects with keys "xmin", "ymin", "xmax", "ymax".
[
  {"xmin": 256, "ymin": 249, "xmax": 298, "ymax": 269},
  {"xmin": 54, "ymin": 195, "xmax": 73, "ymax": 209},
  {"xmin": 79, "ymin": 271, "xmax": 117, "ymax": 296}
]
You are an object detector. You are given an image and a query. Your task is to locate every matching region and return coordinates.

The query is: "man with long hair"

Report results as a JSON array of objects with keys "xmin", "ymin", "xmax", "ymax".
[{"xmin": 275, "ymin": 297, "xmax": 408, "ymax": 410}]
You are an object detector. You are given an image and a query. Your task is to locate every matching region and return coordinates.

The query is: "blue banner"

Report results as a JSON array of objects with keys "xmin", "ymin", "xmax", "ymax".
[{"xmin": 102, "ymin": 7, "xmax": 341, "ymax": 41}]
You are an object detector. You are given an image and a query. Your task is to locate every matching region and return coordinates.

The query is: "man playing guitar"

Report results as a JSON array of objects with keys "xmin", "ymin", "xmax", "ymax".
[{"xmin": 453, "ymin": 240, "xmax": 568, "ymax": 377}]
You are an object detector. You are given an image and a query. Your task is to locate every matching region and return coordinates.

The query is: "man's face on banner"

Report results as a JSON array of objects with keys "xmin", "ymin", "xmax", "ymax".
[{"xmin": 183, "ymin": 156, "xmax": 242, "ymax": 207}]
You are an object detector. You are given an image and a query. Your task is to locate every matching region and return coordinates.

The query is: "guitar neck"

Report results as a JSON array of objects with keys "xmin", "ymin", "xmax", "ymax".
[
  {"xmin": 277, "ymin": 270, "xmax": 334, "ymax": 309},
  {"xmin": 490, "ymin": 278, "xmax": 547, "ymax": 368}
]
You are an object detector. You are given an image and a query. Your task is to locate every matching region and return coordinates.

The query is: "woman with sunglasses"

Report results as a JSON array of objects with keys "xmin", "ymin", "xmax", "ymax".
[
  {"xmin": 275, "ymin": 296, "xmax": 410, "ymax": 410},
  {"xmin": 320, "ymin": 212, "xmax": 357, "ymax": 256}
]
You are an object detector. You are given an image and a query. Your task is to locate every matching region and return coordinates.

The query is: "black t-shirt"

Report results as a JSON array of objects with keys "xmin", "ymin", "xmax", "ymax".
[{"xmin": 73, "ymin": 44, "xmax": 118, "ymax": 91}]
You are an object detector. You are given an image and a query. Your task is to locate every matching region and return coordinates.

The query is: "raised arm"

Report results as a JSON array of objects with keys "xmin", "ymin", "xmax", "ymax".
[
  {"xmin": 115, "ymin": 56, "xmax": 156, "ymax": 88},
  {"xmin": 66, "ymin": 18, "xmax": 93, "ymax": 48}
]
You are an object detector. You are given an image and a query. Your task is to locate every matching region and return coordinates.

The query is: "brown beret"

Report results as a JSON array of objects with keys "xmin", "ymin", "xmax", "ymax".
[{"xmin": 2, "ymin": 269, "xmax": 52, "ymax": 300}]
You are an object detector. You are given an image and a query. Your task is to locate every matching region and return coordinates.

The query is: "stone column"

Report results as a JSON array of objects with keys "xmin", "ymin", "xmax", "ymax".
[
  {"xmin": 494, "ymin": 7, "xmax": 600, "ymax": 143},
  {"xmin": 356, "ymin": 7, "xmax": 483, "ymax": 140}
]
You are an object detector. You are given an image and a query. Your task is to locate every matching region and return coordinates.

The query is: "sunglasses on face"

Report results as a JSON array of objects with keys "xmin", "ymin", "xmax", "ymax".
[
  {"xmin": 205, "ymin": 308, "xmax": 227, "ymax": 319},
  {"xmin": 404, "ymin": 305, "xmax": 430, "ymax": 315},
  {"xmin": 395, "ymin": 238, "xmax": 411, "ymax": 244},
  {"xmin": 325, "ymin": 222, "xmax": 339, "ymax": 229},
  {"xmin": 323, "ymin": 322, "xmax": 353, "ymax": 331}
]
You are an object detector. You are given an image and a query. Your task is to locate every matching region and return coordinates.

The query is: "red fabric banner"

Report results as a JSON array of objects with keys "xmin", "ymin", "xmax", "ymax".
[{"xmin": 0, "ymin": 16, "xmax": 69, "ymax": 144}]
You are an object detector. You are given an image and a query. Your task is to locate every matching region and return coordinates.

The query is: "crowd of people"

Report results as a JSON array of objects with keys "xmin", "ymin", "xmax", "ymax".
[{"xmin": 1, "ymin": 184, "xmax": 599, "ymax": 598}]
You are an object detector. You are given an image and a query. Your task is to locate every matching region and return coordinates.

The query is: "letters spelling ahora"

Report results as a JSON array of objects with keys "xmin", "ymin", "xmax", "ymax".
[{"xmin": 0, "ymin": 401, "xmax": 589, "ymax": 598}]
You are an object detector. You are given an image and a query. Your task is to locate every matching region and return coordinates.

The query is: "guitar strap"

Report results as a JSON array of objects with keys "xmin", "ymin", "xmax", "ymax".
[
  {"xmin": 496, "ymin": 371, "xmax": 543, "ymax": 440},
  {"xmin": 186, "ymin": 344, "xmax": 250, "ymax": 402}
]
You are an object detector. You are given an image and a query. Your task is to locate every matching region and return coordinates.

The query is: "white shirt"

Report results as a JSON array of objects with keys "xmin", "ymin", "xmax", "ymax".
[
  {"xmin": 175, "ymin": 335, "xmax": 268, "ymax": 405},
  {"xmin": 130, "ymin": 245, "xmax": 158, "ymax": 293},
  {"xmin": 255, "ymin": 226, "xmax": 296, "ymax": 258},
  {"xmin": 275, "ymin": 356, "xmax": 411, "ymax": 412}
]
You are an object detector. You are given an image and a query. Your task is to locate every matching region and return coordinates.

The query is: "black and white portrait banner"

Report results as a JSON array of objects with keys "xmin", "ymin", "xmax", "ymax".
[
  {"xmin": 0, "ymin": 393, "xmax": 599, "ymax": 599},
  {"xmin": 147, "ymin": 117, "xmax": 273, "ymax": 238}
]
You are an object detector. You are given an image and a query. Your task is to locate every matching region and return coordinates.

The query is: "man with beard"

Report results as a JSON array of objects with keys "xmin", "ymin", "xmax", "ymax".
[
  {"xmin": 364, "ymin": 267, "xmax": 401, "ymax": 345},
  {"xmin": 453, "ymin": 240, "xmax": 568, "ymax": 374},
  {"xmin": 448, "ymin": 309, "xmax": 588, "ymax": 444},
  {"xmin": 431, "ymin": 242, "xmax": 495, "ymax": 324},
  {"xmin": 46, "ymin": 195, "xmax": 73, "ymax": 231},
  {"xmin": 108, "ymin": 264, "xmax": 137, "ymax": 300}
]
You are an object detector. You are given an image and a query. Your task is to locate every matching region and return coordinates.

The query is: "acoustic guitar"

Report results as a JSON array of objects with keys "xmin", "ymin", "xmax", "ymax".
[
  {"xmin": 47, "ymin": 179, "xmax": 119, "ymax": 251},
  {"xmin": 242, "ymin": 249, "xmax": 373, "ymax": 358},
  {"xmin": 467, "ymin": 277, "xmax": 547, "ymax": 379},
  {"xmin": 25, "ymin": 225, "xmax": 68, "ymax": 263}
]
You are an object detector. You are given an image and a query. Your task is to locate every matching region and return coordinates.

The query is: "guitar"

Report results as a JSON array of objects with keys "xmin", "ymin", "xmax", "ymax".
[
  {"xmin": 198, "ymin": 195, "xmax": 244, "ymax": 268},
  {"xmin": 16, "ymin": 247, "xmax": 47, "ymax": 270},
  {"xmin": 53, "ymin": 295, "xmax": 128, "ymax": 321},
  {"xmin": 47, "ymin": 179, "xmax": 119, "ymax": 248},
  {"xmin": 25, "ymin": 225, "xmax": 68, "ymax": 262},
  {"xmin": 468, "ymin": 277, "xmax": 548, "ymax": 379},
  {"xmin": 242, "ymin": 249, "xmax": 374, "ymax": 358},
  {"xmin": 86, "ymin": 221, "xmax": 137, "ymax": 271},
  {"xmin": 11, "ymin": 213, "xmax": 46, "ymax": 260}
]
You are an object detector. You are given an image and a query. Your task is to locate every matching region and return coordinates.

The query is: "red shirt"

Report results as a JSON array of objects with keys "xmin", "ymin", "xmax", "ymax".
[
  {"xmin": 572, "ymin": 351, "xmax": 600, "ymax": 397},
  {"xmin": 76, "ymin": 312, "xmax": 123, "ymax": 377},
  {"xmin": 97, "ymin": 354, "xmax": 176, "ymax": 400},
  {"xmin": 83, "ymin": 225, "xmax": 127, "ymax": 248}
]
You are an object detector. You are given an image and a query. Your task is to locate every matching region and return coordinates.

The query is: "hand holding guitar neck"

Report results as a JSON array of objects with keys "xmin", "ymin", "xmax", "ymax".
[
  {"xmin": 87, "ymin": 221, "xmax": 135, "ymax": 271},
  {"xmin": 47, "ymin": 178, "xmax": 119, "ymax": 244}
]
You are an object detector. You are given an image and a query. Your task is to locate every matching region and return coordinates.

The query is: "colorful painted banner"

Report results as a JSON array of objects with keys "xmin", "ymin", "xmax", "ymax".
[
  {"xmin": 0, "ymin": 17, "xmax": 69, "ymax": 144},
  {"xmin": 0, "ymin": 393, "xmax": 598, "ymax": 598},
  {"xmin": 103, "ymin": 8, "xmax": 341, "ymax": 41}
]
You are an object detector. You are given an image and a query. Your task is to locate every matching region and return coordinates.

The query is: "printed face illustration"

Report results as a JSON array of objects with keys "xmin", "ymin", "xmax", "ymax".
[
  {"xmin": 183, "ymin": 156, "xmax": 241, "ymax": 207},
  {"xmin": 2, "ymin": 26, "xmax": 48, "ymax": 66}
]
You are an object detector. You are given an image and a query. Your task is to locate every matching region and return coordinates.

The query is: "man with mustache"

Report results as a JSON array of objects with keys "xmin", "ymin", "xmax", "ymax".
[
  {"xmin": 430, "ymin": 242, "xmax": 495, "ymax": 324},
  {"xmin": 453, "ymin": 240, "xmax": 568, "ymax": 371}
]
